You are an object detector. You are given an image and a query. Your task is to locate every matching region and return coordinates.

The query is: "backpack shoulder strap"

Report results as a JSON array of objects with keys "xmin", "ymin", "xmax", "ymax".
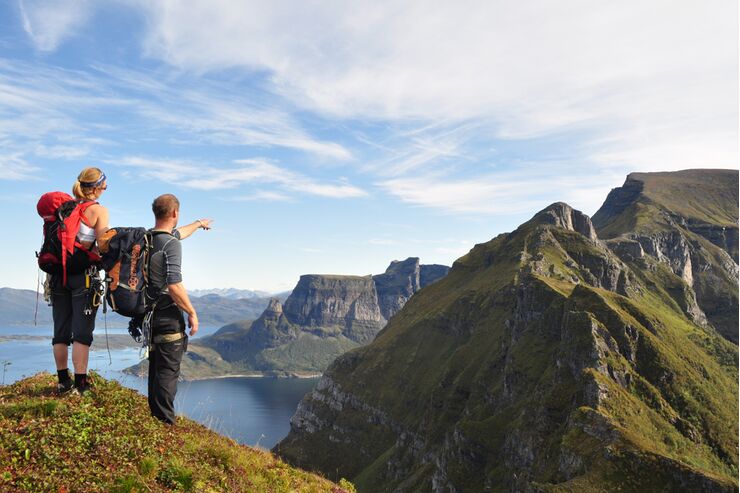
[
  {"xmin": 58, "ymin": 200, "xmax": 100, "ymax": 285},
  {"xmin": 142, "ymin": 230, "xmax": 168, "ymax": 307},
  {"xmin": 142, "ymin": 230, "xmax": 154, "ymax": 287},
  {"xmin": 76, "ymin": 200, "xmax": 99, "ymax": 226}
]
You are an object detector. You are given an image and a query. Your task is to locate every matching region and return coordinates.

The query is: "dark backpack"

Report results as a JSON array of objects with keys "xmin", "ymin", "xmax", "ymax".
[
  {"xmin": 99, "ymin": 227, "xmax": 149, "ymax": 318},
  {"xmin": 36, "ymin": 191, "xmax": 101, "ymax": 285}
]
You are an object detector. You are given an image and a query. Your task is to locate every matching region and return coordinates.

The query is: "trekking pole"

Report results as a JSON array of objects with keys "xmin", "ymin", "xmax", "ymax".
[
  {"xmin": 34, "ymin": 268, "xmax": 40, "ymax": 326},
  {"xmin": 104, "ymin": 310, "xmax": 111, "ymax": 365},
  {"xmin": 1, "ymin": 361, "xmax": 10, "ymax": 386},
  {"xmin": 98, "ymin": 273, "xmax": 111, "ymax": 365}
]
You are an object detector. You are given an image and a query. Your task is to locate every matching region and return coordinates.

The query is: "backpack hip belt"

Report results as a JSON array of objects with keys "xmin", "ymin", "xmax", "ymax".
[{"xmin": 151, "ymin": 331, "xmax": 186, "ymax": 346}]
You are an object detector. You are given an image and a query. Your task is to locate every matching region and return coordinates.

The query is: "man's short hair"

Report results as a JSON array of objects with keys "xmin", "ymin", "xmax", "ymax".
[{"xmin": 152, "ymin": 194, "xmax": 180, "ymax": 220}]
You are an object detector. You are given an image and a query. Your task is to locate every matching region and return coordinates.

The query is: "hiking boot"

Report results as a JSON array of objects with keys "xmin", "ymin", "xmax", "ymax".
[
  {"xmin": 56, "ymin": 379, "xmax": 74, "ymax": 394},
  {"xmin": 70, "ymin": 382, "xmax": 92, "ymax": 396},
  {"xmin": 73, "ymin": 374, "xmax": 93, "ymax": 396}
]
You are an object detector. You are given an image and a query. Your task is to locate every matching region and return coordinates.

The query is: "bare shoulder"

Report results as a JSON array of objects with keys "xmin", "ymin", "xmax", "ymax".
[
  {"xmin": 84, "ymin": 202, "xmax": 109, "ymax": 222},
  {"xmin": 84, "ymin": 202, "xmax": 107, "ymax": 215}
]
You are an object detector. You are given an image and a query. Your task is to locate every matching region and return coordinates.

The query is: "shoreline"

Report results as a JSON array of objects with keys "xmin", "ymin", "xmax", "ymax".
[
  {"xmin": 186, "ymin": 372, "xmax": 323, "ymax": 381},
  {"xmin": 123, "ymin": 371, "xmax": 323, "ymax": 381}
]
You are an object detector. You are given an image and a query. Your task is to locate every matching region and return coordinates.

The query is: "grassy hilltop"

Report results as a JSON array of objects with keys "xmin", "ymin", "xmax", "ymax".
[{"xmin": 0, "ymin": 373, "xmax": 354, "ymax": 493}]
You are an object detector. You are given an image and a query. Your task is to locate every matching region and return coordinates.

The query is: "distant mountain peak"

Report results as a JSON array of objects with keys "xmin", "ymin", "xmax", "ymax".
[
  {"xmin": 188, "ymin": 288, "xmax": 274, "ymax": 299},
  {"xmin": 529, "ymin": 202, "xmax": 598, "ymax": 240},
  {"xmin": 265, "ymin": 298, "xmax": 284, "ymax": 314}
]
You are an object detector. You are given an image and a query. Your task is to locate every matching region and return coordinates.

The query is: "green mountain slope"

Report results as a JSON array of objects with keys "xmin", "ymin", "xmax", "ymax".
[
  {"xmin": 0, "ymin": 373, "xmax": 354, "ymax": 493},
  {"xmin": 593, "ymin": 169, "xmax": 739, "ymax": 342},
  {"xmin": 275, "ymin": 188, "xmax": 738, "ymax": 492}
]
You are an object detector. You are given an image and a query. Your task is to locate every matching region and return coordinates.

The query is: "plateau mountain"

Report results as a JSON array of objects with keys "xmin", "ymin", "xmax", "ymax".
[{"xmin": 135, "ymin": 258, "xmax": 450, "ymax": 378}]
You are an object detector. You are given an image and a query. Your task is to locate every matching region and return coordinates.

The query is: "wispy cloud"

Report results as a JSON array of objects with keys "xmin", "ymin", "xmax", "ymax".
[
  {"xmin": 19, "ymin": 0, "xmax": 94, "ymax": 51},
  {"xmin": 228, "ymin": 190, "xmax": 293, "ymax": 202},
  {"xmin": 299, "ymin": 247, "xmax": 324, "ymax": 254},
  {"xmin": 94, "ymin": 65, "xmax": 352, "ymax": 160},
  {"xmin": 33, "ymin": 144, "xmax": 90, "ymax": 160},
  {"xmin": 0, "ymin": 152, "xmax": 40, "ymax": 180},
  {"xmin": 0, "ymin": 59, "xmax": 352, "ymax": 168},
  {"xmin": 116, "ymin": 156, "xmax": 367, "ymax": 199},
  {"xmin": 133, "ymin": 0, "xmax": 737, "ymax": 174},
  {"xmin": 362, "ymin": 121, "xmax": 479, "ymax": 177},
  {"xmin": 378, "ymin": 165, "xmax": 625, "ymax": 216},
  {"xmin": 6, "ymin": 0, "xmax": 738, "ymax": 218},
  {"xmin": 368, "ymin": 238, "xmax": 398, "ymax": 246}
]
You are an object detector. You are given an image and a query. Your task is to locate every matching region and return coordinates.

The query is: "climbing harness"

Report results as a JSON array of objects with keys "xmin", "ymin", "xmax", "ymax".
[
  {"xmin": 83, "ymin": 266, "xmax": 104, "ymax": 316},
  {"xmin": 82, "ymin": 266, "xmax": 113, "ymax": 364},
  {"xmin": 34, "ymin": 267, "xmax": 41, "ymax": 326}
]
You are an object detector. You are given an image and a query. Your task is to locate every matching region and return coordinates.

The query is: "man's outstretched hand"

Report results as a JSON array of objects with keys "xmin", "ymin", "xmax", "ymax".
[
  {"xmin": 197, "ymin": 219, "xmax": 213, "ymax": 230},
  {"xmin": 177, "ymin": 219, "xmax": 214, "ymax": 240}
]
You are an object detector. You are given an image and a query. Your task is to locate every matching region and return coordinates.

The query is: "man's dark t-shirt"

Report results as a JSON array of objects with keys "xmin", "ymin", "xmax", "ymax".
[{"xmin": 146, "ymin": 229, "xmax": 184, "ymax": 334}]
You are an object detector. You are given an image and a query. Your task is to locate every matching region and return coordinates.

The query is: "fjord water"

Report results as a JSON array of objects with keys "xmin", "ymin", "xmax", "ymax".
[{"xmin": 0, "ymin": 325, "xmax": 318, "ymax": 448}]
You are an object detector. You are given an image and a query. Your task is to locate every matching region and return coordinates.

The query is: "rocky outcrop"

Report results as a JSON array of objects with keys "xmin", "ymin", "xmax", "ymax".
[
  {"xmin": 276, "ymin": 173, "xmax": 738, "ymax": 492},
  {"xmin": 686, "ymin": 222, "xmax": 739, "ymax": 262},
  {"xmin": 533, "ymin": 202, "xmax": 598, "ymax": 241},
  {"xmin": 373, "ymin": 258, "xmax": 421, "ymax": 321}
]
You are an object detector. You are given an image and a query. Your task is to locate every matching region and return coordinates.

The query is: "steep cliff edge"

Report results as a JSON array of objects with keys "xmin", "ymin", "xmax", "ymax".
[
  {"xmin": 593, "ymin": 169, "xmax": 739, "ymax": 342},
  {"xmin": 276, "ymin": 194, "xmax": 738, "ymax": 492},
  {"xmin": 593, "ymin": 169, "xmax": 738, "ymax": 258}
]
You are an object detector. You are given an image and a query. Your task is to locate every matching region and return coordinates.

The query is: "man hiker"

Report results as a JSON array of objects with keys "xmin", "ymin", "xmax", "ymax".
[{"xmin": 145, "ymin": 193, "xmax": 211, "ymax": 424}]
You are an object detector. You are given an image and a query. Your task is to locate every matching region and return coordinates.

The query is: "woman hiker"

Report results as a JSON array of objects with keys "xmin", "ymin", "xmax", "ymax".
[{"xmin": 52, "ymin": 167, "xmax": 110, "ymax": 395}]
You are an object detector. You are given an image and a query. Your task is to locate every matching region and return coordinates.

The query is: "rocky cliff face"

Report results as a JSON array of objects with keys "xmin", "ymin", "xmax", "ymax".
[
  {"xmin": 373, "ymin": 258, "xmax": 450, "ymax": 320},
  {"xmin": 276, "ymin": 171, "xmax": 738, "ymax": 492},
  {"xmin": 283, "ymin": 275, "xmax": 385, "ymax": 344},
  {"xmin": 174, "ymin": 258, "xmax": 449, "ymax": 377}
]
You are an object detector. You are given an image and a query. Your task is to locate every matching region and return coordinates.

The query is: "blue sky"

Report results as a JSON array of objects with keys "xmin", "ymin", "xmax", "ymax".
[{"xmin": 1, "ymin": 0, "xmax": 737, "ymax": 292}]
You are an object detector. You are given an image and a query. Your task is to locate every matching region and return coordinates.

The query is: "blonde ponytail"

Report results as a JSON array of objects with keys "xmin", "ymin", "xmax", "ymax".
[{"xmin": 72, "ymin": 167, "xmax": 105, "ymax": 200}]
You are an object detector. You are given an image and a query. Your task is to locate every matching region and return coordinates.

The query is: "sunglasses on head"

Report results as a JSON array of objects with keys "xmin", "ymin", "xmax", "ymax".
[{"xmin": 80, "ymin": 172, "xmax": 107, "ymax": 189}]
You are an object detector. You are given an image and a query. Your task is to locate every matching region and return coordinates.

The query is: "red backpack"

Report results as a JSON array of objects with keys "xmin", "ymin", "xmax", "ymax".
[{"xmin": 36, "ymin": 192, "xmax": 101, "ymax": 285}]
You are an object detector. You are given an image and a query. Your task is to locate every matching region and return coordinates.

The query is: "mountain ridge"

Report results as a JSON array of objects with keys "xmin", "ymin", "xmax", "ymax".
[{"xmin": 275, "ymin": 170, "xmax": 738, "ymax": 492}]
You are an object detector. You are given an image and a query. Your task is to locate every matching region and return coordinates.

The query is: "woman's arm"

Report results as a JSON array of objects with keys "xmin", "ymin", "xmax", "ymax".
[{"xmin": 177, "ymin": 218, "xmax": 212, "ymax": 240}]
